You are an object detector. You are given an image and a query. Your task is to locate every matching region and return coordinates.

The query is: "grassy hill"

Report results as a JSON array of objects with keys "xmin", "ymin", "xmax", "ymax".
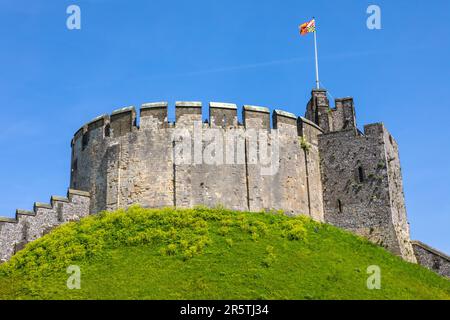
[{"xmin": 0, "ymin": 206, "xmax": 449, "ymax": 300}]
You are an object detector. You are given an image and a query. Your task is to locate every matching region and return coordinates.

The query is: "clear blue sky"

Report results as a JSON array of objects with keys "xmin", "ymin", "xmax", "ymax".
[{"xmin": 0, "ymin": 0, "xmax": 449, "ymax": 253}]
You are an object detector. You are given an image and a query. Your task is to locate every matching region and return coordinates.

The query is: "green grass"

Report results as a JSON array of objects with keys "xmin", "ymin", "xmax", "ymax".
[{"xmin": 0, "ymin": 206, "xmax": 449, "ymax": 300}]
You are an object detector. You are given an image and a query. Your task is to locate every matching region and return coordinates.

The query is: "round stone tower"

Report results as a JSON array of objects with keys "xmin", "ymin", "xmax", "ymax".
[{"xmin": 70, "ymin": 101, "xmax": 325, "ymax": 222}]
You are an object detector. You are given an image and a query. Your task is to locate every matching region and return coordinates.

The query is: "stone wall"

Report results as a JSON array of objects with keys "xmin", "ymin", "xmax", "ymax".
[
  {"xmin": 412, "ymin": 241, "xmax": 450, "ymax": 278},
  {"xmin": 298, "ymin": 117, "xmax": 325, "ymax": 222},
  {"xmin": 318, "ymin": 123, "xmax": 416, "ymax": 262},
  {"xmin": 382, "ymin": 128, "xmax": 416, "ymax": 262},
  {"xmin": 173, "ymin": 102, "xmax": 248, "ymax": 210},
  {"xmin": 0, "ymin": 189, "xmax": 90, "ymax": 263},
  {"xmin": 70, "ymin": 101, "xmax": 325, "ymax": 221}
]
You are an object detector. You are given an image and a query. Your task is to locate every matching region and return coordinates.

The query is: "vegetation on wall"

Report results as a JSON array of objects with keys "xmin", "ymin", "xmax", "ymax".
[{"xmin": 299, "ymin": 135, "xmax": 311, "ymax": 152}]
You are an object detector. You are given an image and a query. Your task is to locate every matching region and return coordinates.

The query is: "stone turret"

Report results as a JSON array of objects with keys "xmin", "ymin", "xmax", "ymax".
[
  {"xmin": 305, "ymin": 89, "xmax": 331, "ymax": 132},
  {"xmin": 318, "ymin": 122, "xmax": 416, "ymax": 262}
]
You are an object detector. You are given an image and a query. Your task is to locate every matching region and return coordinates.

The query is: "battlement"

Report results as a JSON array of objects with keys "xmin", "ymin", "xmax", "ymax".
[
  {"xmin": 72, "ymin": 101, "xmax": 325, "ymax": 150},
  {"xmin": 273, "ymin": 109, "xmax": 297, "ymax": 129},
  {"xmin": 209, "ymin": 102, "xmax": 238, "ymax": 128},
  {"xmin": 304, "ymin": 89, "xmax": 357, "ymax": 133},
  {"xmin": 0, "ymin": 189, "xmax": 90, "ymax": 263},
  {"xmin": 140, "ymin": 102, "xmax": 168, "ymax": 130},
  {"xmin": 69, "ymin": 100, "xmax": 328, "ymax": 220},
  {"xmin": 110, "ymin": 106, "xmax": 136, "ymax": 137},
  {"xmin": 363, "ymin": 122, "xmax": 385, "ymax": 137},
  {"xmin": 243, "ymin": 105, "xmax": 270, "ymax": 130}
]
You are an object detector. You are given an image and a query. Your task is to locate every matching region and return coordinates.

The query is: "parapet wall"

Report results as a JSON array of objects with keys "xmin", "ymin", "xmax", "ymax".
[
  {"xmin": 412, "ymin": 241, "xmax": 450, "ymax": 278},
  {"xmin": 0, "ymin": 189, "xmax": 90, "ymax": 263},
  {"xmin": 70, "ymin": 101, "xmax": 325, "ymax": 222},
  {"xmin": 305, "ymin": 89, "xmax": 357, "ymax": 133}
]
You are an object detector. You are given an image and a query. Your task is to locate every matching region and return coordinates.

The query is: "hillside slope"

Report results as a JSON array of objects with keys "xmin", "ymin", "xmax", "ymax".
[{"xmin": 0, "ymin": 206, "xmax": 449, "ymax": 300}]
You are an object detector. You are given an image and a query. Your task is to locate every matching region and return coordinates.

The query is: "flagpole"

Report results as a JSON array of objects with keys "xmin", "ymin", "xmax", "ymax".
[{"xmin": 313, "ymin": 28, "xmax": 320, "ymax": 89}]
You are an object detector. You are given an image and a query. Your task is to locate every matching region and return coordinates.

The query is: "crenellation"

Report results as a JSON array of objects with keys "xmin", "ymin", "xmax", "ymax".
[
  {"xmin": 340, "ymin": 98, "xmax": 356, "ymax": 130},
  {"xmin": 87, "ymin": 114, "xmax": 108, "ymax": 130},
  {"xmin": 51, "ymin": 195, "xmax": 70, "ymax": 204},
  {"xmin": 68, "ymin": 189, "xmax": 90, "ymax": 198},
  {"xmin": 273, "ymin": 109, "xmax": 298, "ymax": 130},
  {"xmin": 15, "ymin": 210, "xmax": 35, "ymax": 220},
  {"xmin": 175, "ymin": 101, "xmax": 202, "ymax": 108},
  {"xmin": 141, "ymin": 101, "xmax": 168, "ymax": 109},
  {"xmin": 73, "ymin": 126, "xmax": 84, "ymax": 143},
  {"xmin": 243, "ymin": 105, "xmax": 271, "ymax": 130},
  {"xmin": 34, "ymin": 202, "xmax": 53, "ymax": 210},
  {"xmin": 76, "ymin": 114, "xmax": 110, "ymax": 148},
  {"xmin": 0, "ymin": 189, "xmax": 90, "ymax": 263},
  {"xmin": 16, "ymin": 209, "xmax": 34, "ymax": 215},
  {"xmin": 209, "ymin": 102, "xmax": 238, "ymax": 128},
  {"xmin": 140, "ymin": 102, "xmax": 168, "ymax": 130},
  {"xmin": 305, "ymin": 89, "xmax": 331, "ymax": 132},
  {"xmin": 327, "ymin": 97, "xmax": 355, "ymax": 131},
  {"xmin": 175, "ymin": 101, "xmax": 202, "ymax": 126},
  {"xmin": 110, "ymin": 106, "xmax": 136, "ymax": 137}
]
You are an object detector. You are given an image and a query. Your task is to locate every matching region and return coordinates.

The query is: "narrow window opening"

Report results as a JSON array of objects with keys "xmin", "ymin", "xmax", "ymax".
[
  {"xmin": 82, "ymin": 132, "xmax": 89, "ymax": 150},
  {"xmin": 105, "ymin": 124, "xmax": 111, "ymax": 137},
  {"xmin": 358, "ymin": 166, "xmax": 365, "ymax": 183},
  {"xmin": 71, "ymin": 159, "xmax": 78, "ymax": 189},
  {"xmin": 343, "ymin": 119, "xmax": 349, "ymax": 129},
  {"xmin": 338, "ymin": 199, "xmax": 343, "ymax": 213},
  {"xmin": 72, "ymin": 159, "xmax": 78, "ymax": 173}
]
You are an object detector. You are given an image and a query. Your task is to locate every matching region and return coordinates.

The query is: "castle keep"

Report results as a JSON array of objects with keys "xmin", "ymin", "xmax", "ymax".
[{"xmin": 1, "ymin": 89, "xmax": 449, "ymax": 278}]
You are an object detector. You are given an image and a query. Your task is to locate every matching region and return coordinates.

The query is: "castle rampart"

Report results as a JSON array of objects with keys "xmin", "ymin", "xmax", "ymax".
[
  {"xmin": 412, "ymin": 241, "xmax": 450, "ymax": 278},
  {"xmin": 0, "ymin": 189, "xmax": 90, "ymax": 263}
]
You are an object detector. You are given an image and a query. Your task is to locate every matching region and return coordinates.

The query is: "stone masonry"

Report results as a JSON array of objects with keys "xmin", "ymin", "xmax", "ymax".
[
  {"xmin": 0, "ymin": 89, "xmax": 448, "ymax": 279},
  {"xmin": 70, "ymin": 100, "xmax": 325, "ymax": 222},
  {"xmin": 412, "ymin": 241, "xmax": 450, "ymax": 278},
  {"xmin": 0, "ymin": 189, "xmax": 90, "ymax": 263}
]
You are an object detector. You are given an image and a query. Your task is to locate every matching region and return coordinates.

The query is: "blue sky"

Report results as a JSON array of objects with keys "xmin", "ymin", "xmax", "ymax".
[{"xmin": 0, "ymin": 0, "xmax": 449, "ymax": 253}]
